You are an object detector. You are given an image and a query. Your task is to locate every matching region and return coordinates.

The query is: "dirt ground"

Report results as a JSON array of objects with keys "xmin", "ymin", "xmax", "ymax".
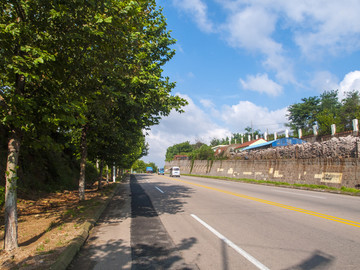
[{"xmin": 0, "ymin": 182, "xmax": 117, "ymax": 270}]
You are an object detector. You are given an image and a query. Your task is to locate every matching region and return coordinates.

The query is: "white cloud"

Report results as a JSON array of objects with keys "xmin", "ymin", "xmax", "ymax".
[
  {"xmin": 221, "ymin": 101, "xmax": 288, "ymax": 133},
  {"xmin": 143, "ymin": 94, "xmax": 230, "ymax": 166},
  {"xmin": 220, "ymin": 5, "xmax": 296, "ymax": 84},
  {"xmin": 171, "ymin": 0, "xmax": 360, "ymax": 86},
  {"xmin": 219, "ymin": 1, "xmax": 360, "ymax": 83},
  {"xmin": 239, "ymin": 73, "xmax": 283, "ymax": 96},
  {"xmin": 222, "ymin": 6, "xmax": 279, "ymax": 55},
  {"xmin": 288, "ymin": 1, "xmax": 360, "ymax": 58},
  {"xmin": 143, "ymin": 94, "xmax": 291, "ymax": 166},
  {"xmin": 309, "ymin": 70, "xmax": 360, "ymax": 100},
  {"xmin": 173, "ymin": 0, "xmax": 214, "ymax": 33},
  {"xmin": 200, "ymin": 99, "xmax": 215, "ymax": 108},
  {"xmin": 339, "ymin": 71, "xmax": 360, "ymax": 99},
  {"xmin": 310, "ymin": 71, "xmax": 339, "ymax": 93}
]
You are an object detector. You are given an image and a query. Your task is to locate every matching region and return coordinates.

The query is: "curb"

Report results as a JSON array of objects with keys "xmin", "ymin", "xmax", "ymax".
[{"xmin": 50, "ymin": 183, "xmax": 122, "ymax": 270}]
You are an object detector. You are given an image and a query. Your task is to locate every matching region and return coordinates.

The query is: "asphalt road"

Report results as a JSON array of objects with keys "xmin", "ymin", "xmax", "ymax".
[
  {"xmin": 138, "ymin": 174, "xmax": 360, "ymax": 270},
  {"xmin": 69, "ymin": 174, "xmax": 360, "ymax": 269}
]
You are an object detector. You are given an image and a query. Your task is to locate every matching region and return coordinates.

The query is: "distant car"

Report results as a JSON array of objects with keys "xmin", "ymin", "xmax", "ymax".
[
  {"xmin": 158, "ymin": 168, "xmax": 164, "ymax": 175},
  {"xmin": 169, "ymin": 166, "xmax": 180, "ymax": 177}
]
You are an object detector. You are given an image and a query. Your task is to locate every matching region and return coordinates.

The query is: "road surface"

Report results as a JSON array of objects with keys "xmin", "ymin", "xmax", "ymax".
[{"xmin": 70, "ymin": 173, "xmax": 360, "ymax": 269}]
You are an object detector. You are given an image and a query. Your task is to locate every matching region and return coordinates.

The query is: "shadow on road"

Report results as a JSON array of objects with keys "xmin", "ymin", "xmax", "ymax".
[
  {"xmin": 131, "ymin": 174, "xmax": 195, "ymax": 217},
  {"xmin": 131, "ymin": 174, "xmax": 198, "ymax": 269},
  {"xmin": 68, "ymin": 239, "xmax": 131, "ymax": 270},
  {"xmin": 284, "ymin": 250, "xmax": 335, "ymax": 270}
]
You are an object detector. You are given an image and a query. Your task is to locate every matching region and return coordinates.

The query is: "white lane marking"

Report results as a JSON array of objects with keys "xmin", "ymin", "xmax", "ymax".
[
  {"xmin": 155, "ymin": 186, "xmax": 164, "ymax": 194},
  {"xmin": 272, "ymin": 189, "xmax": 326, "ymax": 199},
  {"xmin": 191, "ymin": 214, "xmax": 270, "ymax": 270}
]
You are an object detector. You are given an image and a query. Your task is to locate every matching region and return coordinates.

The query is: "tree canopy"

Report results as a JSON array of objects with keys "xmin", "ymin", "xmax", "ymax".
[
  {"xmin": 0, "ymin": 0, "xmax": 186, "ymax": 251},
  {"xmin": 287, "ymin": 90, "xmax": 360, "ymax": 135},
  {"xmin": 165, "ymin": 141, "xmax": 214, "ymax": 161}
]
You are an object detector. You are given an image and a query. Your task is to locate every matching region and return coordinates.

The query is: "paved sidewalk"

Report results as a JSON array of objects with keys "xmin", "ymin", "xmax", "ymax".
[{"xmin": 67, "ymin": 181, "xmax": 132, "ymax": 270}]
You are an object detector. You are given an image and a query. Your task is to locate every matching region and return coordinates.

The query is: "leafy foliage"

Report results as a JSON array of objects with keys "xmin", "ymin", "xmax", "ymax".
[
  {"xmin": 132, "ymin": 160, "xmax": 158, "ymax": 173},
  {"xmin": 189, "ymin": 144, "xmax": 214, "ymax": 160},
  {"xmin": 0, "ymin": 0, "xmax": 187, "ymax": 250},
  {"xmin": 165, "ymin": 141, "xmax": 214, "ymax": 161},
  {"xmin": 287, "ymin": 90, "xmax": 360, "ymax": 135},
  {"xmin": 165, "ymin": 141, "xmax": 193, "ymax": 161}
]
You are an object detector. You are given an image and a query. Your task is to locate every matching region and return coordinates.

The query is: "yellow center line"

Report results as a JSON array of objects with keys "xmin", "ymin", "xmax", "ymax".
[{"xmin": 164, "ymin": 176, "xmax": 360, "ymax": 228}]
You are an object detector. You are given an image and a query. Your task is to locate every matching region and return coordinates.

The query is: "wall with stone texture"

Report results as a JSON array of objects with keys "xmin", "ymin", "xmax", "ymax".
[{"xmin": 165, "ymin": 158, "xmax": 360, "ymax": 189}]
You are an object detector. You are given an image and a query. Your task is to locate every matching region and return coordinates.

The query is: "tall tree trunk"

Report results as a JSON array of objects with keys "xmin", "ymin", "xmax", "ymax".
[
  {"xmin": 106, "ymin": 165, "xmax": 109, "ymax": 184},
  {"xmin": 4, "ymin": 130, "xmax": 21, "ymax": 251},
  {"xmin": 98, "ymin": 160, "xmax": 103, "ymax": 190},
  {"xmin": 4, "ymin": 63, "xmax": 25, "ymax": 250},
  {"xmin": 79, "ymin": 125, "xmax": 88, "ymax": 201}
]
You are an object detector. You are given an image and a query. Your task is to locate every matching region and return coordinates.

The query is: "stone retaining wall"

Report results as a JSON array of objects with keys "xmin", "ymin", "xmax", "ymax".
[{"xmin": 165, "ymin": 158, "xmax": 360, "ymax": 189}]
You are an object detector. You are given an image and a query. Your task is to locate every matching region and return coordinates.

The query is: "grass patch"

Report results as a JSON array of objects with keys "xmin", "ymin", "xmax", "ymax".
[
  {"xmin": 36, "ymin": 244, "xmax": 45, "ymax": 253},
  {"xmin": 64, "ymin": 208, "xmax": 77, "ymax": 217},
  {"xmin": 341, "ymin": 186, "xmax": 360, "ymax": 193},
  {"xmin": 184, "ymin": 174, "xmax": 360, "ymax": 195},
  {"xmin": 57, "ymin": 223, "xmax": 65, "ymax": 231}
]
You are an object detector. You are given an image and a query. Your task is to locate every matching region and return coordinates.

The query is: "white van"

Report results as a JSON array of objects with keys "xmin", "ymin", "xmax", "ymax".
[{"xmin": 170, "ymin": 166, "xmax": 180, "ymax": 177}]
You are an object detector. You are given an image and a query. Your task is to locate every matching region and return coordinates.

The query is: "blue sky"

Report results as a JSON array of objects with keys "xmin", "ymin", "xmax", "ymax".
[{"xmin": 142, "ymin": 0, "xmax": 360, "ymax": 167}]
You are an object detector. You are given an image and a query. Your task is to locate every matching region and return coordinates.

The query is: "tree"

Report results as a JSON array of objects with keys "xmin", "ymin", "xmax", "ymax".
[
  {"xmin": 132, "ymin": 160, "xmax": 147, "ymax": 173},
  {"xmin": 75, "ymin": 0, "xmax": 186, "ymax": 197},
  {"xmin": 316, "ymin": 109, "xmax": 341, "ymax": 135},
  {"xmin": 210, "ymin": 138, "xmax": 221, "ymax": 147},
  {"xmin": 0, "ymin": 0, "xmax": 86, "ymax": 250},
  {"xmin": 316, "ymin": 90, "xmax": 341, "ymax": 135},
  {"xmin": 190, "ymin": 144, "xmax": 214, "ymax": 160},
  {"xmin": 287, "ymin": 96, "xmax": 320, "ymax": 135},
  {"xmin": 0, "ymin": 0, "xmax": 186, "ymax": 250},
  {"xmin": 318, "ymin": 90, "xmax": 340, "ymax": 112},
  {"xmin": 339, "ymin": 90, "xmax": 360, "ymax": 130},
  {"xmin": 165, "ymin": 141, "xmax": 193, "ymax": 161}
]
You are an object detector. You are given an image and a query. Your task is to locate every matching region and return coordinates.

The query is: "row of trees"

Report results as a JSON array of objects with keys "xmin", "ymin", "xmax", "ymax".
[
  {"xmin": 209, "ymin": 127, "xmax": 262, "ymax": 147},
  {"xmin": 0, "ymin": 1, "xmax": 186, "ymax": 251},
  {"xmin": 165, "ymin": 141, "xmax": 214, "ymax": 161},
  {"xmin": 132, "ymin": 160, "xmax": 158, "ymax": 173},
  {"xmin": 287, "ymin": 90, "xmax": 360, "ymax": 136},
  {"xmin": 165, "ymin": 90, "xmax": 360, "ymax": 163},
  {"xmin": 210, "ymin": 90, "xmax": 360, "ymax": 146}
]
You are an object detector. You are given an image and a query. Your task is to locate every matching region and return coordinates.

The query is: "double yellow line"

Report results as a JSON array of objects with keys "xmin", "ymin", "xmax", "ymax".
[{"xmin": 165, "ymin": 176, "xmax": 360, "ymax": 228}]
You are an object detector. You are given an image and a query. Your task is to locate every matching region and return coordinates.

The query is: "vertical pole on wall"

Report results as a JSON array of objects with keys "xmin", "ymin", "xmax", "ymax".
[
  {"xmin": 298, "ymin": 129, "xmax": 302, "ymax": 139},
  {"xmin": 274, "ymin": 132, "xmax": 277, "ymax": 140},
  {"xmin": 285, "ymin": 129, "xmax": 289, "ymax": 138},
  {"xmin": 264, "ymin": 132, "xmax": 267, "ymax": 140},
  {"xmin": 313, "ymin": 125, "xmax": 318, "ymax": 136},
  {"xmin": 331, "ymin": 124, "xmax": 336, "ymax": 136},
  {"xmin": 353, "ymin": 119, "xmax": 358, "ymax": 132}
]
